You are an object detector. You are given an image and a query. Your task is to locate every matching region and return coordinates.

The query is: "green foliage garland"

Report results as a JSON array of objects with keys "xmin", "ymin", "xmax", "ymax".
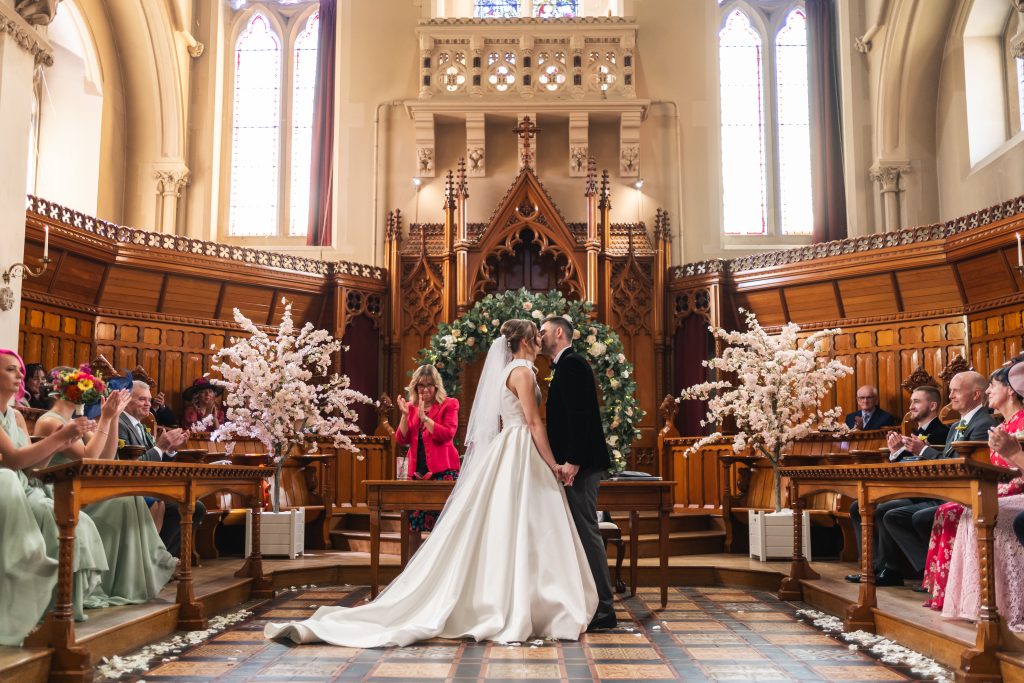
[{"xmin": 416, "ymin": 288, "xmax": 644, "ymax": 472}]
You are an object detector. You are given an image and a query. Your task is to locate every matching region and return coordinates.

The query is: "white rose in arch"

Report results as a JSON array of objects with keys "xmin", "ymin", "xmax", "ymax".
[
  {"xmin": 492, "ymin": 318, "xmax": 500, "ymax": 327},
  {"xmin": 586, "ymin": 334, "xmax": 596, "ymax": 344},
  {"xmin": 617, "ymin": 353, "xmax": 625, "ymax": 363},
  {"xmin": 610, "ymin": 378, "xmax": 621, "ymax": 389},
  {"xmin": 451, "ymin": 328, "xmax": 461, "ymax": 338},
  {"xmin": 562, "ymin": 314, "xmax": 573, "ymax": 323},
  {"xmin": 589, "ymin": 342, "xmax": 607, "ymax": 357},
  {"xmin": 531, "ymin": 310, "xmax": 543, "ymax": 319},
  {"xmin": 607, "ymin": 435, "xmax": 618, "ymax": 446},
  {"xmin": 572, "ymin": 329, "xmax": 581, "ymax": 340},
  {"xmin": 523, "ymin": 301, "xmax": 533, "ymax": 311}
]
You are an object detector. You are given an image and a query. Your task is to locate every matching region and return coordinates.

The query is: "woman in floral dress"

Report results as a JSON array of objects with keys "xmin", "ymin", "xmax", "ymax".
[{"xmin": 921, "ymin": 364, "xmax": 1024, "ymax": 610}]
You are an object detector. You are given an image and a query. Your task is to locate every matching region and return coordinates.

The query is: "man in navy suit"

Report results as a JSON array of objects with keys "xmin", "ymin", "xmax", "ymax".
[{"xmin": 844, "ymin": 385, "xmax": 898, "ymax": 430}]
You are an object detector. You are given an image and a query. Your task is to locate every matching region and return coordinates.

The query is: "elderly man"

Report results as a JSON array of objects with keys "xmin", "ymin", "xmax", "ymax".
[
  {"xmin": 845, "ymin": 385, "xmax": 898, "ymax": 430},
  {"xmin": 118, "ymin": 380, "xmax": 203, "ymax": 557},
  {"xmin": 857, "ymin": 372, "xmax": 995, "ymax": 588}
]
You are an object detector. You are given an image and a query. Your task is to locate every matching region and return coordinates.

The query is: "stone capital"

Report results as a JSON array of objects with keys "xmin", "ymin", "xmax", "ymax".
[
  {"xmin": 0, "ymin": 2, "xmax": 54, "ymax": 66},
  {"xmin": 154, "ymin": 167, "xmax": 191, "ymax": 197},
  {"xmin": 869, "ymin": 163, "xmax": 910, "ymax": 193},
  {"xmin": 15, "ymin": 0, "xmax": 60, "ymax": 26}
]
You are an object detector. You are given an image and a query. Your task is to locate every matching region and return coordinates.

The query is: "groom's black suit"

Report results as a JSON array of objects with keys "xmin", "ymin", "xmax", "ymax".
[{"xmin": 546, "ymin": 348, "xmax": 615, "ymax": 624}]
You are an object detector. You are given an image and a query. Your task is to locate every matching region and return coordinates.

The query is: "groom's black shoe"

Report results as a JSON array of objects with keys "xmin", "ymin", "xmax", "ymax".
[{"xmin": 587, "ymin": 614, "xmax": 617, "ymax": 632}]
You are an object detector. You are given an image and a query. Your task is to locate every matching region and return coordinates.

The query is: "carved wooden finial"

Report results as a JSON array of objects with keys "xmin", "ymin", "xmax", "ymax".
[
  {"xmin": 901, "ymin": 365, "xmax": 938, "ymax": 394},
  {"xmin": 513, "ymin": 115, "xmax": 542, "ymax": 168},
  {"xmin": 90, "ymin": 354, "xmax": 116, "ymax": 379},
  {"xmin": 374, "ymin": 392, "xmax": 395, "ymax": 437},
  {"xmin": 456, "ymin": 157, "xmax": 468, "ymax": 198},
  {"xmin": 444, "ymin": 170, "xmax": 456, "ymax": 209},
  {"xmin": 654, "ymin": 208, "xmax": 671, "ymax": 243},
  {"xmin": 598, "ymin": 169, "xmax": 611, "ymax": 210},
  {"xmin": 627, "ymin": 223, "xmax": 635, "ymax": 256},
  {"xmin": 418, "ymin": 222, "xmax": 428, "ymax": 257},
  {"xmin": 939, "ymin": 354, "xmax": 972, "ymax": 386},
  {"xmin": 585, "ymin": 157, "xmax": 597, "ymax": 197},
  {"xmin": 658, "ymin": 394, "xmax": 680, "ymax": 439}
]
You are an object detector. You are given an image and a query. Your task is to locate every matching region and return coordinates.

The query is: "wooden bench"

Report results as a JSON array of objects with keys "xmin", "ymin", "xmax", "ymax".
[
  {"xmin": 183, "ymin": 437, "xmax": 335, "ymax": 558},
  {"xmin": 718, "ymin": 429, "xmax": 896, "ymax": 559}
]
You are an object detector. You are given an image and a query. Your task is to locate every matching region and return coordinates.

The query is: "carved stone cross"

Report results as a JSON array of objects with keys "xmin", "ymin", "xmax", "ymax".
[{"xmin": 512, "ymin": 116, "xmax": 542, "ymax": 168}]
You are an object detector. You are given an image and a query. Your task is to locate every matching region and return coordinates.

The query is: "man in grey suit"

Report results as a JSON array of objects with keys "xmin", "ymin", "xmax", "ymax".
[
  {"xmin": 848, "ymin": 371, "xmax": 996, "ymax": 587},
  {"xmin": 119, "ymin": 380, "xmax": 202, "ymax": 556}
]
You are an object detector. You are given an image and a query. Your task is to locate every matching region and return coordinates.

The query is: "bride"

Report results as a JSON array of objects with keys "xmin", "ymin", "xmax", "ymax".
[{"xmin": 265, "ymin": 319, "xmax": 598, "ymax": 646}]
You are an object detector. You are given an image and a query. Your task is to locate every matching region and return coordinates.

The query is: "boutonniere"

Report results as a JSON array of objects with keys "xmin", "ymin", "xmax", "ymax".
[
  {"xmin": 915, "ymin": 434, "xmax": 929, "ymax": 442},
  {"xmin": 955, "ymin": 423, "xmax": 968, "ymax": 433},
  {"xmin": 144, "ymin": 425, "xmax": 153, "ymax": 435},
  {"xmin": 544, "ymin": 368, "xmax": 556, "ymax": 383},
  {"xmin": 117, "ymin": 438, "xmax": 126, "ymax": 449}
]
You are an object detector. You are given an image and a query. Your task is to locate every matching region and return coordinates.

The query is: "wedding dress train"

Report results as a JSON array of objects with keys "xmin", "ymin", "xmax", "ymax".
[{"xmin": 265, "ymin": 358, "xmax": 597, "ymax": 647}]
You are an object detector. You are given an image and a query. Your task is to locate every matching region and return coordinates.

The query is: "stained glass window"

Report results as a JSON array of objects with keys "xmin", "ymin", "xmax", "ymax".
[
  {"xmin": 475, "ymin": 0, "xmax": 519, "ymax": 18},
  {"xmin": 775, "ymin": 8, "xmax": 812, "ymax": 235},
  {"xmin": 229, "ymin": 12, "xmax": 281, "ymax": 237},
  {"xmin": 289, "ymin": 10, "xmax": 319, "ymax": 237},
  {"xmin": 719, "ymin": 10, "xmax": 767, "ymax": 236},
  {"xmin": 534, "ymin": 0, "xmax": 577, "ymax": 18}
]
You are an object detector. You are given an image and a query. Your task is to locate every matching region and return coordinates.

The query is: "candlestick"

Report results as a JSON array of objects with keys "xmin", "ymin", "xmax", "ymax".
[
  {"xmin": 43, "ymin": 225, "xmax": 49, "ymax": 260},
  {"xmin": 1017, "ymin": 232, "xmax": 1022, "ymax": 268}
]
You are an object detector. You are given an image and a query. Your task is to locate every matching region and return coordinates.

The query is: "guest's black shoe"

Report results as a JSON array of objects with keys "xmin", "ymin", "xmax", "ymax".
[
  {"xmin": 873, "ymin": 568, "xmax": 904, "ymax": 587},
  {"xmin": 911, "ymin": 585, "xmax": 929, "ymax": 593},
  {"xmin": 587, "ymin": 614, "xmax": 618, "ymax": 632},
  {"xmin": 844, "ymin": 573, "xmax": 864, "ymax": 583}
]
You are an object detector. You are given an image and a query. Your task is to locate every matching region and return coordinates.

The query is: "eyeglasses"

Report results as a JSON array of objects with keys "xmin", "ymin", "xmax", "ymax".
[{"xmin": 416, "ymin": 384, "xmax": 435, "ymax": 390}]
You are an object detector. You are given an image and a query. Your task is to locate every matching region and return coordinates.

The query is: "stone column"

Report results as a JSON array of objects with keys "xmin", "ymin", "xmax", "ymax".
[
  {"xmin": 153, "ymin": 164, "xmax": 190, "ymax": 234},
  {"xmin": 869, "ymin": 163, "xmax": 910, "ymax": 233},
  {"xmin": 0, "ymin": 1, "xmax": 53, "ymax": 350}
]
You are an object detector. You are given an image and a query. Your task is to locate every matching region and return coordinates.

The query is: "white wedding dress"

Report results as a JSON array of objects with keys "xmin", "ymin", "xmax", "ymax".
[{"xmin": 264, "ymin": 358, "xmax": 597, "ymax": 647}]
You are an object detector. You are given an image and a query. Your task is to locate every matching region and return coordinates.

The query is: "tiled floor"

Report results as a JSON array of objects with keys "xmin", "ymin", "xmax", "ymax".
[{"xmin": 129, "ymin": 586, "xmax": 924, "ymax": 682}]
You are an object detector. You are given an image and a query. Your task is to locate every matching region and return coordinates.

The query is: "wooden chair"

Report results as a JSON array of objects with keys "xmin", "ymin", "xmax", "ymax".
[{"xmin": 598, "ymin": 513, "xmax": 626, "ymax": 593}]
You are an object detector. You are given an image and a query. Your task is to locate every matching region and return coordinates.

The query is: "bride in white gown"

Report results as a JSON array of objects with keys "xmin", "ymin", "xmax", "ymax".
[{"xmin": 265, "ymin": 319, "xmax": 598, "ymax": 647}]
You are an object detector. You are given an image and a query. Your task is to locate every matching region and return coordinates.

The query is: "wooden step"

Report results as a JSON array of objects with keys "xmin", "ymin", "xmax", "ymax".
[
  {"xmin": 330, "ymin": 529, "xmax": 403, "ymax": 555},
  {"xmin": 614, "ymin": 529, "xmax": 726, "ymax": 558}
]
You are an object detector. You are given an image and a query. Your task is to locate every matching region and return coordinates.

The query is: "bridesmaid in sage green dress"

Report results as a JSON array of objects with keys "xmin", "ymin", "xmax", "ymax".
[
  {"xmin": 36, "ymin": 367, "xmax": 177, "ymax": 608},
  {"xmin": 0, "ymin": 350, "xmax": 99, "ymax": 644}
]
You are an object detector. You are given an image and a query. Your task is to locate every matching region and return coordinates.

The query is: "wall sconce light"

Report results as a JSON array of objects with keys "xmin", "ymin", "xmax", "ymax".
[
  {"xmin": 1, "ymin": 226, "xmax": 50, "ymax": 311},
  {"xmin": 632, "ymin": 178, "xmax": 644, "ymax": 190}
]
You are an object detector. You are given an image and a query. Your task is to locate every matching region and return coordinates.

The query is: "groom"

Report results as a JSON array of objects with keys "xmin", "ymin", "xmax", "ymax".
[{"xmin": 540, "ymin": 315, "xmax": 617, "ymax": 630}]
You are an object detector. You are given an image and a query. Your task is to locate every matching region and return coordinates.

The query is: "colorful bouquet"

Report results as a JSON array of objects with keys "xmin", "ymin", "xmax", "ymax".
[{"xmin": 50, "ymin": 364, "xmax": 107, "ymax": 405}]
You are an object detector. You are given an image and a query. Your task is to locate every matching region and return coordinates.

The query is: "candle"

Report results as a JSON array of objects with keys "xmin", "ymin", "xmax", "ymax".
[
  {"xmin": 1017, "ymin": 232, "xmax": 1022, "ymax": 268},
  {"xmin": 43, "ymin": 225, "xmax": 49, "ymax": 260}
]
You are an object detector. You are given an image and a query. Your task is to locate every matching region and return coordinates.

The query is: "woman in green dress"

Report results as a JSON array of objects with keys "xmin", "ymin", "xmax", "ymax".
[
  {"xmin": 0, "ymin": 349, "xmax": 99, "ymax": 644},
  {"xmin": 35, "ymin": 366, "xmax": 178, "ymax": 607}
]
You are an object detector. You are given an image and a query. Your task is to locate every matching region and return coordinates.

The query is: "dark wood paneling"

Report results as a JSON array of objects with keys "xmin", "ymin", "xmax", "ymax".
[
  {"xmin": 956, "ymin": 252, "xmax": 1016, "ymax": 303},
  {"xmin": 784, "ymin": 282, "xmax": 841, "ymax": 322},
  {"xmin": 161, "ymin": 276, "xmax": 221, "ymax": 318},
  {"xmin": 895, "ymin": 266, "xmax": 962, "ymax": 312},
  {"xmin": 100, "ymin": 267, "xmax": 164, "ymax": 311},
  {"xmin": 837, "ymin": 274, "xmax": 900, "ymax": 318},
  {"xmin": 46, "ymin": 253, "xmax": 104, "ymax": 304},
  {"xmin": 735, "ymin": 290, "xmax": 786, "ymax": 326},
  {"xmin": 221, "ymin": 284, "xmax": 274, "ymax": 324}
]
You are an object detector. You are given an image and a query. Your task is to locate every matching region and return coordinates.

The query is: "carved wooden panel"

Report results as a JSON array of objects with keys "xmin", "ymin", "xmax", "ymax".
[
  {"xmin": 895, "ymin": 266, "xmax": 962, "ymax": 312},
  {"xmin": 19, "ymin": 302, "xmax": 94, "ymax": 371},
  {"xmin": 784, "ymin": 282, "xmax": 841, "ymax": 322},
  {"xmin": 836, "ymin": 274, "xmax": 900, "ymax": 318},
  {"xmin": 968, "ymin": 304, "xmax": 1024, "ymax": 372}
]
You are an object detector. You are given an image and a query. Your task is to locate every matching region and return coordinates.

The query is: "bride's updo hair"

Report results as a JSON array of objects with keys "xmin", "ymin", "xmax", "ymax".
[{"xmin": 500, "ymin": 319, "xmax": 538, "ymax": 353}]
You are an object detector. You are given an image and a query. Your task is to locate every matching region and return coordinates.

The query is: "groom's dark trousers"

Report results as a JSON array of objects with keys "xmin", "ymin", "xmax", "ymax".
[{"xmin": 546, "ymin": 348, "xmax": 615, "ymax": 623}]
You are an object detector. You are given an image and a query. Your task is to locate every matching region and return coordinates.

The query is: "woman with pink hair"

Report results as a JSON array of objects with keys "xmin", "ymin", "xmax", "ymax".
[{"xmin": 0, "ymin": 349, "xmax": 104, "ymax": 645}]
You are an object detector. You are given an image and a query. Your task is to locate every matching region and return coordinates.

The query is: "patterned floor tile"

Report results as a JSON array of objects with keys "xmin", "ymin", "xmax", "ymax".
[
  {"xmin": 487, "ymin": 646, "xmax": 561, "ymax": 659},
  {"xmin": 585, "ymin": 646, "xmax": 660, "ymax": 660},
  {"xmin": 812, "ymin": 664, "xmax": 909, "ymax": 680},
  {"xmin": 702, "ymin": 663, "xmax": 793, "ymax": 680},
  {"xmin": 592, "ymin": 663, "xmax": 676, "ymax": 678},
  {"xmin": 146, "ymin": 660, "xmax": 238, "ymax": 677},
  {"xmin": 483, "ymin": 662, "xmax": 561, "ymax": 678},
  {"xmin": 109, "ymin": 585, "xmax": 929, "ymax": 682},
  {"xmin": 371, "ymin": 662, "xmax": 454, "ymax": 678}
]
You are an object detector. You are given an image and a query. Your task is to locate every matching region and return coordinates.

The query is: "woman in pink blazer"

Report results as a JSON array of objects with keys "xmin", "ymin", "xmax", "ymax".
[{"xmin": 396, "ymin": 364, "xmax": 460, "ymax": 531}]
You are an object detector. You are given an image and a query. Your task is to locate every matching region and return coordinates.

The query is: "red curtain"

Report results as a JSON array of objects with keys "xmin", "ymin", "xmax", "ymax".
[
  {"xmin": 807, "ymin": 0, "xmax": 848, "ymax": 244},
  {"xmin": 674, "ymin": 315, "xmax": 711, "ymax": 436},
  {"xmin": 306, "ymin": 0, "xmax": 336, "ymax": 246}
]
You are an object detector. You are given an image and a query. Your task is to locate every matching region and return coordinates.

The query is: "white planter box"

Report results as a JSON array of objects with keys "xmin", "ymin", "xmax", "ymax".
[
  {"xmin": 748, "ymin": 509, "xmax": 811, "ymax": 562},
  {"xmin": 246, "ymin": 508, "xmax": 305, "ymax": 559}
]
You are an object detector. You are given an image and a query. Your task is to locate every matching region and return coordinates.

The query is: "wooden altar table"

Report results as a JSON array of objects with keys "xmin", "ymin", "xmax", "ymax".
[
  {"xmin": 34, "ymin": 459, "xmax": 269, "ymax": 683},
  {"xmin": 364, "ymin": 479, "xmax": 674, "ymax": 606},
  {"xmin": 778, "ymin": 452, "xmax": 1019, "ymax": 683}
]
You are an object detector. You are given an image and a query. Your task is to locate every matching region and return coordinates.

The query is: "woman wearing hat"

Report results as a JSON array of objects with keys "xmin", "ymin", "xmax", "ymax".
[
  {"xmin": 939, "ymin": 359, "xmax": 1024, "ymax": 631},
  {"xmin": 182, "ymin": 378, "xmax": 225, "ymax": 430}
]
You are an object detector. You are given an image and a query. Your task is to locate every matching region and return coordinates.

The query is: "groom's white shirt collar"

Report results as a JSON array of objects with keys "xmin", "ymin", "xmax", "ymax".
[{"xmin": 552, "ymin": 345, "xmax": 571, "ymax": 365}]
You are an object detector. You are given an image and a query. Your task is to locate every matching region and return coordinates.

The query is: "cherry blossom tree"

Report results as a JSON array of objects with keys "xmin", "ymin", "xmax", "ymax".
[
  {"xmin": 680, "ymin": 309, "xmax": 853, "ymax": 512},
  {"xmin": 210, "ymin": 299, "xmax": 373, "ymax": 512}
]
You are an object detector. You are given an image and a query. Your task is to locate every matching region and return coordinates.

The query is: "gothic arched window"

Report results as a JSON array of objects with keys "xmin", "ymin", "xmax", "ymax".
[
  {"xmin": 227, "ymin": 6, "xmax": 319, "ymax": 239},
  {"xmin": 718, "ymin": 2, "xmax": 812, "ymax": 241}
]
